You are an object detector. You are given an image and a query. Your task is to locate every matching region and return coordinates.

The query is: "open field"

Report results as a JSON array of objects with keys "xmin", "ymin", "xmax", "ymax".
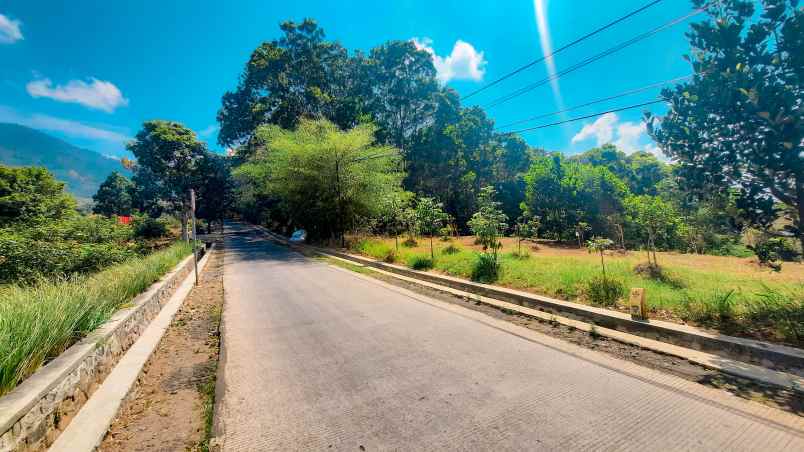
[
  {"xmin": 351, "ymin": 236, "xmax": 804, "ymax": 346},
  {"xmin": 0, "ymin": 242, "xmax": 192, "ymax": 395}
]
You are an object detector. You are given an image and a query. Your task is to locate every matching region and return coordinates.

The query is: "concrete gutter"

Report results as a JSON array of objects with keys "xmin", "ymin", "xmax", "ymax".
[
  {"xmin": 48, "ymin": 244, "xmax": 213, "ymax": 452},
  {"xmin": 255, "ymin": 227, "xmax": 804, "ymax": 392}
]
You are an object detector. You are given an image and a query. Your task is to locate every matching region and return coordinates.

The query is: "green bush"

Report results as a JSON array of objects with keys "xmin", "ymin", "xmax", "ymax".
[
  {"xmin": 585, "ymin": 276, "xmax": 625, "ymax": 307},
  {"xmin": 402, "ymin": 237, "xmax": 418, "ymax": 248},
  {"xmin": 0, "ymin": 216, "xmax": 138, "ymax": 284},
  {"xmin": 442, "ymin": 244, "xmax": 461, "ymax": 255},
  {"xmin": 407, "ymin": 254, "xmax": 433, "ymax": 270},
  {"xmin": 471, "ymin": 253, "xmax": 500, "ymax": 283},
  {"xmin": 134, "ymin": 217, "xmax": 169, "ymax": 239},
  {"xmin": 747, "ymin": 286, "xmax": 803, "ymax": 343}
]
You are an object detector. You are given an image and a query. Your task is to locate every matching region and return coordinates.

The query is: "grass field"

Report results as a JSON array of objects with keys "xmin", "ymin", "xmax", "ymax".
[
  {"xmin": 0, "ymin": 242, "xmax": 192, "ymax": 395},
  {"xmin": 351, "ymin": 236, "xmax": 804, "ymax": 346}
]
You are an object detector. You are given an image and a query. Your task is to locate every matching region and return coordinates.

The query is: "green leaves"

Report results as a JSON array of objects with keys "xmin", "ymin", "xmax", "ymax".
[{"xmin": 468, "ymin": 186, "xmax": 508, "ymax": 256}]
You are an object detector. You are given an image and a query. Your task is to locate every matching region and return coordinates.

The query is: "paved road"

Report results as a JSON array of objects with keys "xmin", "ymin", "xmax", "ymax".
[{"xmin": 215, "ymin": 223, "xmax": 804, "ymax": 451}]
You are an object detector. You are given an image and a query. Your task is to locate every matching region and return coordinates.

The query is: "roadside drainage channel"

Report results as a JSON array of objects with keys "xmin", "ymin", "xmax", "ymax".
[
  {"xmin": 253, "ymin": 227, "xmax": 804, "ymax": 393},
  {"xmin": 48, "ymin": 244, "xmax": 214, "ymax": 452},
  {"xmin": 0, "ymin": 244, "xmax": 211, "ymax": 452}
]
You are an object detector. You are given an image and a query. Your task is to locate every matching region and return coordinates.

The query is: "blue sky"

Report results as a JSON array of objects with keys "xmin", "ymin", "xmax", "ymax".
[{"xmin": 0, "ymin": 0, "xmax": 700, "ymax": 158}]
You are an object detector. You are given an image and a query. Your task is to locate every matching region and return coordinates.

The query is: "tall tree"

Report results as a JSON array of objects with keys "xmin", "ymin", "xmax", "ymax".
[
  {"xmin": 234, "ymin": 119, "xmax": 403, "ymax": 241},
  {"xmin": 127, "ymin": 121, "xmax": 206, "ymax": 240},
  {"xmin": 92, "ymin": 171, "xmax": 134, "ymax": 217},
  {"xmin": 194, "ymin": 153, "xmax": 234, "ymax": 233},
  {"xmin": 365, "ymin": 40, "xmax": 439, "ymax": 156},
  {"xmin": 647, "ymin": 0, "xmax": 803, "ymax": 250},
  {"xmin": 0, "ymin": 166, "xmax": 75, "ymax": 226},
  {"xmin": 217, "ymin": 19, "xmax": 355, "ymax": 147}
]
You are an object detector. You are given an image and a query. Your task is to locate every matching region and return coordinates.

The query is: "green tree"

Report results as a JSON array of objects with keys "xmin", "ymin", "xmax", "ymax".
[
  {"xmin": 234, "ymin": 119, "xmax": 403, "ymax": 242},
  {"xmin": 587, "ymin": 237, "xmax": 615, "ymax": 278},
  {"xmin": 626, "ymin": 195, "xmax": 680, "ymax": 267},
  {"xmin": 194, "ymin": 153, "xmax": 233, "ymax": 233},
  {"xmin": 217, "ymin": 19, "xmax": 357, "ymax": 147},
  {"xmin": 414, "ymin": 197, "xmax": 448, "ymax": 259},
  {"xmin": 378, "ymin": 190, "xmax": 413, "ymax": 251},
  {"xmin": 647, "ymin": 0, "xmax": 803, "ymax": 250},
  {"xmin": 0, "ymin": 166, "xmax": 75, "ymax": 227},
  {"xmin": 468, "ymin": 186, "xmax": 508, "ymax": 262},
  {"xmin": 127, "ymin": 121, "xmax": 206, "ymax": 241},
  {"xmin": 513, "ymin": 215, "xmax": 540, "ymax": 255},
  {"xmin": 92, "ymin": 171, "xmax": 134, "ymax": 217},
  {"xmin": 522, "ymin": 154, "xmax": 629, "ymax": 241},
  {"xmin": 365, "ymin": 40, "xmax": 439, "ymax": 156}
]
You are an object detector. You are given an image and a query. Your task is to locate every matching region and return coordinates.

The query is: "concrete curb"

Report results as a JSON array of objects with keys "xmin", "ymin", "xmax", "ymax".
[
  {"xmin": 255, "ymin": 227, "xmax": 804, "ymax": 394},
  {"xmin": 48, "ymin": 244, "xmax": 213, "ymax": 452},
  {"xmin": 322, "ymin": 247, "xmax": 804, "ymax": 373},
  {"xmin": 322, "ymin": 252, "xmax": 804, "ymax": 394}
]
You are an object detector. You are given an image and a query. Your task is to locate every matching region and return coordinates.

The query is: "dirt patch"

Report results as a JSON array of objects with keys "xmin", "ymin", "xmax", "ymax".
[
  {"xmin": 99, "ymin": 243, "xmax": 224, "ymax": 452},
  {"xmin": 318, "ymin": 256, "xmax": 803, "ymax": 416}
]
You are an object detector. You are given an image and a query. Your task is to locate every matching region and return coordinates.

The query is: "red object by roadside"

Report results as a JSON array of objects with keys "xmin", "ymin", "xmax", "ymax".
[{"xmin": 117, "ymin": 215, "xmax": 132, "ymax": 225}]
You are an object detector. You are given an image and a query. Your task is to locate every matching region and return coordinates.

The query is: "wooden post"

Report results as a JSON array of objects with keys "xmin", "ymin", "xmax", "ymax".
[{"xmin": 629, "ymin": 288, "xmax": 647, "ymax": 321}]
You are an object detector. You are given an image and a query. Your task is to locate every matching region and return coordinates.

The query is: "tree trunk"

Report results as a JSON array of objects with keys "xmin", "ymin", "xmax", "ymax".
[
  {"xmin": 181, "ymin": 208, "xmax": 189, "ymax": 242},
  {"xmin": 600, "ymin": 251, "xmax": 606, "ymax": 279},
  {"xmin": 430, "ymin": 235, "xmax": 434, "ymax": 260},
  {"xmin": 797, "ymin": 180, "xmax": 804, "ymax": 254}
]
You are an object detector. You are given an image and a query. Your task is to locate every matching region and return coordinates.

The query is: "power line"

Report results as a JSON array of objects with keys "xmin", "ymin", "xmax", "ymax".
[
  {"xmin": 484, "ymin": 6, "xmax": 705, "ymax": 110},
  {"xmin": 495, "ymin": 75, "xmax": 690, "ymax": 130},
  {"xmin": 502, "ymin": 99, "xmax": 665, "ymax": 135},
  {"xmin": 461, "ymin": 0, "xmax": 664, "ymax": 101}
]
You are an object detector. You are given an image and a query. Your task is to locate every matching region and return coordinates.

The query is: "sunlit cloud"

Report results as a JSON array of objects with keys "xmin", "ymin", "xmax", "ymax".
[
  {"xmin": 412, "ymin": 38, "xmax": 487, "ymax": 84},
  {"xmin": 26, "ymin": 77, "xmax": 129, "ymax": 113},
  {"xmin": 534, "ymin": 0, "xmax": 565, "ymax": 111},
  {"xmin": 0, "ymin": 14, "xmax": 23, "ymax": 44},
  {"xmin": 571, "ymin": 112, "xmax": 664, "ymax": 157}
]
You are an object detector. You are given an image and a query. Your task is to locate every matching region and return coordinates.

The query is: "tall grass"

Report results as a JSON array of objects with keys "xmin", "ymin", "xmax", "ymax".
[
  {"xmin": 350, "ymin": 237, "xmax": 804, "ymax": 345},
  {"xmin": 0, "ymin": 242, "xmax": 191, "ymax": 395}
]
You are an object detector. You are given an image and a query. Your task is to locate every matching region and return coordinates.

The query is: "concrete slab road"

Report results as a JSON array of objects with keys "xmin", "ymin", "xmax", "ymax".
[{"xmin": 215, "ymin": 222, "xmax": 804, "ymax": 451}]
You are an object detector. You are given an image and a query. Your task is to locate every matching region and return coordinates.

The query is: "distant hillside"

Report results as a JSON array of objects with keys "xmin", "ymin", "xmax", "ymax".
[{"xmin": 0, "ymin": 123, "xmax": 128, "ymax": 200}]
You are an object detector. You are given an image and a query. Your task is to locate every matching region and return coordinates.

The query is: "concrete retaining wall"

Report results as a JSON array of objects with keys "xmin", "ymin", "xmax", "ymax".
[
  {"xmin": 316, "ymin": 247, "xmax": 804, "ymax": 373},
  {"xmin": 0, "ymin": 246, "xmax": 207, "ymax": 452}
]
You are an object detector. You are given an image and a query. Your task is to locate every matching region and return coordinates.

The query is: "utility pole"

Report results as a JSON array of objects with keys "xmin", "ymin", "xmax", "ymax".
[{"xmin": 190, "ymin": 188, "xmax": 199, "ymax": 285}]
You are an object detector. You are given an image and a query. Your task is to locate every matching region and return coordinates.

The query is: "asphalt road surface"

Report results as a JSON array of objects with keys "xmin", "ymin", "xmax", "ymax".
[{"xmin": 214, "ymin": 223, "xmax": 804, "ymax": 451}]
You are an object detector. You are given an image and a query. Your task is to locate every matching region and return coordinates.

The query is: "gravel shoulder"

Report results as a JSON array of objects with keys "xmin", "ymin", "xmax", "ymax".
[{"xmin": 99, "ymin": 244, "xmax": 224, "ymax": 452}]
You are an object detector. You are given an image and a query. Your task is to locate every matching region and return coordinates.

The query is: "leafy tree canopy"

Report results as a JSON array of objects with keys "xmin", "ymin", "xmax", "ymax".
[
  {"xmin": 0, "ymin": 165, "xmax": 76, "ymax": 227},
  {"xmin": 647, "ymin": 0, "xmax": 803, "ymax": 249},
  {"xmin": 92, "ymin": 171, "xmax": 134, "ymax": 217},
  {"xmin": 234, "ymin": 119, "xmax": 403, "ymax": 240}
]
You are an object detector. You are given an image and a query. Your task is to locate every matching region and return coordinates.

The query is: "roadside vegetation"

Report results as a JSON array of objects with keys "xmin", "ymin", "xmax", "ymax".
[
  {"xmin": 351, "ymin": 236, "xmax": 803, "ymax": 345},
  {"xmin": 221, "ymin": 2, "xmax": 801, "ymax": 346},
  {"xmin": 0, "ymin": 241, "xmax": 191, "ymax": 395}
]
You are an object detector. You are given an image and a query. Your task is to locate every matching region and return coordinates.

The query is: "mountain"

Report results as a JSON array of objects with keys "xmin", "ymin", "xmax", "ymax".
[{"xmin": 0, "ymin": 123, "xmax": 128, "ymax": 200}]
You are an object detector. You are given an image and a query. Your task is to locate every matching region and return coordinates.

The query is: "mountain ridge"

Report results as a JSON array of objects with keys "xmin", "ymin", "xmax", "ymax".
[{"xmin": 0, "ymin": 122, "xmax": 128, "ymax": 200}]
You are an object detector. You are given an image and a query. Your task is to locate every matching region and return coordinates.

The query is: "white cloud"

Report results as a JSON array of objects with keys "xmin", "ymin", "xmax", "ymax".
[
  {"xmin": 614, "ymin": 121, "xmax": 646, "ymax": 153},
  {"xmin": 571, "ymin": 112, "xmax": 618, "ymax": 146},
  {"xmin": 571, "ymin": 112, "xmax": 665, "ymax": 157},
  {"xmin": 0, "ymin": 14, "xmax": 23, "ymax": 44},
  {"xmin": 0, "ymin": 105, "xmax": 130, "ymax": 143},
  {"xmin": 412, "ymin": 38, "xmax": 486, "ymax": 84},
  {"xmin": 26, "ymin": 77, "xmax": 129, "ymax": 113}
]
